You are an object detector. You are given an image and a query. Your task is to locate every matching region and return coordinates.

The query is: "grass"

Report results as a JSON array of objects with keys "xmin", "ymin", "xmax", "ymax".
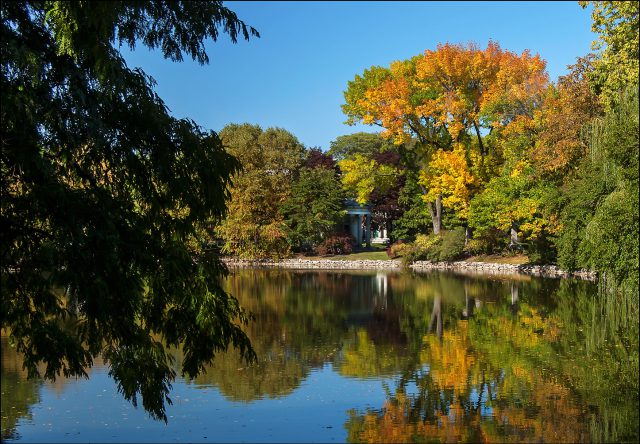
[
  {"xmin": 298, "ymin": 243, "xmax": 392, "ymax": 261},
  {"xmin": 327, "ymin": 250, "xmax": 391, "ymax": 261}
]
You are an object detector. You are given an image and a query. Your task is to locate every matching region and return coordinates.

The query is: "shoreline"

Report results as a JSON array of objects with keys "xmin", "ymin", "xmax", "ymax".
[{"xmin": 221, "ymin": 258, "xmax": 597, "ymax": 280}]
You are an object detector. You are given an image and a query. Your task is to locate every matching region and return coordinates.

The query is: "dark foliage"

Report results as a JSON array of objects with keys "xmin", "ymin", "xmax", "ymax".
[{"xmin": 0, "ymin": 1, "xmax": 258, "ymax": 421}]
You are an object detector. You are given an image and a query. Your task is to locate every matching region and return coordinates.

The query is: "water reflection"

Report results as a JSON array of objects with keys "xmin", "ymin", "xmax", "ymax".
[
  {"xmin": 1, "ymin": 270, "xmax": 638, "ymax": 443},
  {"xmin": 1, "ymin": 340, "xmax": 42, "ymax": 441}
]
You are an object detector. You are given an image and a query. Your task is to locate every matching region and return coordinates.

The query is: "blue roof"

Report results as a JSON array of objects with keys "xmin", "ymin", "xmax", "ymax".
[{"xmin": 344, "ymin": 198, "xmax": 371, "ymax": 214}]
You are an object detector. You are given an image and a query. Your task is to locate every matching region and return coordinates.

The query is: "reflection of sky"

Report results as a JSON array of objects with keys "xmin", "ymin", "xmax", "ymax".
[
  {"xmin": 397, "ymin": 365, "xmax": 495, "ymax": 418},
  {"xmin": 8, "ymin": 363, "xmax": 398, "ymax": 443},
  {"xmin": 470, "ymin": 387, "xmax": 494, "ymax": 418}
]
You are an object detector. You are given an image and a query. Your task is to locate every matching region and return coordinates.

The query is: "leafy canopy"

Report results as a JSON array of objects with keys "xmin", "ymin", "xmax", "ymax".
[
  {"xmin": 580, "ymin": 1, "xmax": 639, "ymax": 108},
  {"xmin": 1, "ymin": 1, "xmax": 258, "ymax": 421},
  {"xmin": 339, "ymin": 154, "xmax": 401, "ymax": 206},
  {"xmin": 343, "ymin": 42, "xmax": 548, "ymax": 153},
  {"xmin": 280, "ymin": 167, "xmax": 345, "ymax": 252},
  {"xmin": 216, "ymin": 124, "xmax": 306, "ymax": 259}
]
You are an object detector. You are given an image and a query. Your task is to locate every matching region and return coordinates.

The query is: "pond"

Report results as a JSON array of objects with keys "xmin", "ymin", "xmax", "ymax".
[{"xmin": 2, "ymin": 269, "xmax": 638, "ymax": 443}]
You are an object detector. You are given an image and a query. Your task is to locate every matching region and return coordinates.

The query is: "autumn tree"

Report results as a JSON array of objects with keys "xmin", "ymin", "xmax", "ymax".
[
  {"xmin": 530, "ymin": 55, "xmax": 603, "ymax": 177},
  {"xmin": 338, "ymin": 154, "xmax": 401, "ymax": 206},
  {"xmin": 0, "ymin": 1, "xmax": 258, "ymax": 421},
  {"xmin": 419, "ymin": 143, "xmax": 479, "ymax": 233},
  {"xmin": 216, "ymin": 124, "xmax": 305, "ymax": 258},
  {"xmin": 343, "ymin": 42, "xmax": 548, "ymax": 234}
]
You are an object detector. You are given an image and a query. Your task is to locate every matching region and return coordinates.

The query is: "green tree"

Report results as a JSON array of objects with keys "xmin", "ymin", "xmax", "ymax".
[
  {"xmin": 555, "ymin": 86, "xmax": 639, "ymax": 292},
  {"xmin": 0, "ymin": 1, "xmax": 259, "ymax": 421},
  {"xmin": 392, "ymin": 172, "xmax": 432, "ymax": 241},
  {"xmin": 280, "ymin": 168, "xmax": 345, "ymax": 252},
  {"xmin": 217, "ymin": 124, "xmax": 306, "ymax": 258},
  {"xmin": 328, "ymin": 132, "xmax": 391, "ymax": 162},
  {"xmin": 468, "ymin": 167, "xmax": 554, "ymax": 251},
  {"xmin": 580, "ymin": 1, "xmax": 639, "ymax": 109}
]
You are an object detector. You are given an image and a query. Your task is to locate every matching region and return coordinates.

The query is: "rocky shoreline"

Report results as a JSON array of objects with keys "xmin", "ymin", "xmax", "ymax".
[{"xmin": 221, "ymin": 258, "xmax": 597, "ymax": 280}]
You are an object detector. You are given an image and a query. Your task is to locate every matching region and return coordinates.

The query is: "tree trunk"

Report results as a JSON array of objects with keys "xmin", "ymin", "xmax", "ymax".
[
  {"xmin": 510, "ymin": 222, "xmax": 519, "ymax": 246},
  {"xmin": 429, "ymin": 295, "xmax": 443, "ymax": 341},
  {"xmin": 465, "ymin": 225, "xmax": 472, "ymax": 246},
  {"xmin": 510, "ymin": 283, "xmax": 519, "ymax": 316},
  {"xmin": 427, "ymin": 195, "xmax": 443, "ymax": 235}
]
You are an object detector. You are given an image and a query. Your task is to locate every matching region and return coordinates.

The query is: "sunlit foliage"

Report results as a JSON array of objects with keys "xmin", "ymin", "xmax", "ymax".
[
  {"xmin": 216, "ymin": 124, "xmax": 305, "ymax": 258},
  {"xmin": 580, "ymin": 1, "xmax": 639, "ymax": 109}
]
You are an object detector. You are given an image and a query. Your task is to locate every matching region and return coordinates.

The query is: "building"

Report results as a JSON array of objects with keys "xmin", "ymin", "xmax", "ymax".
[{"xmin": 343, "ymin": 199, "xmax": 389, "ymax": 247}]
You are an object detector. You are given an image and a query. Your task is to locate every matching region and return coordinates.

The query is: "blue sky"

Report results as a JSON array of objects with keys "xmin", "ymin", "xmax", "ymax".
[{"xmin": 122, "ymin": 1, "xmax": 596, "ymax": 150}]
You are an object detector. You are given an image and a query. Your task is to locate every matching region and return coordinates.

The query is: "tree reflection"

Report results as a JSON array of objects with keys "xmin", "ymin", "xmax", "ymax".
[
  {"xmin": 3, "ymin": 269, "xmax": 635, "ymax": 442},
  {"xmin": 346, "ymin": 273, "xmax": 637, "ymax": 443},
  {"xmin": 1, "ymin": 337, "xmax": 42, "ymax": 441}
]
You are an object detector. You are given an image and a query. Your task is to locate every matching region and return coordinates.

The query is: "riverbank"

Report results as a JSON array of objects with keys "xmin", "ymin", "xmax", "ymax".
[{"xmin": 222, "ymin": 258, "xmax": 597, "ymax": 280}]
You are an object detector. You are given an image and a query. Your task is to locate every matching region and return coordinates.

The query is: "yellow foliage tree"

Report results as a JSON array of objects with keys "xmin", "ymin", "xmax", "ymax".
[
  {"xmin": 339, "ymin": 154, "xmax": 401, "ymax": 205},
  {"xmin": 419, "ymin": 144, "xmax": 479, "ymax": 221}
]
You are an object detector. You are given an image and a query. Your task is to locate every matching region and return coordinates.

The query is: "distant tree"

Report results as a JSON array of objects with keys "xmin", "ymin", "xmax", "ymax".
[
  {"xmin": 280, "ymin": 168, "xmax": 345, "ymax": 252},
  {"xmin": 305, "ymin": 147, "xmax": 338, "ymax": 172},
  {"xmin": 1, "ymin": 1, "xmax": 259, "ymax": 421},
  {"xmin": 339, "ymin": 154, "xmax": 401, "ymax": 206},
  {"xmin": 531, "ymin": 55, "xmax": 603, "ymax": 177},
  {"xmin": 328, "ymin": 132, "xmax": 390, "ymax": 162},
  {"xmin": 217, "ymin": 124, "xmax": 305, "ymax": 258}
]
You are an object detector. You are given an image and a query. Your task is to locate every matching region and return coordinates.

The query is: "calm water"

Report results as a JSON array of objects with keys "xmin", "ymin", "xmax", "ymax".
[{"xmin": 2, "ymin": 269, "xmax": 638, "ymax": 443}]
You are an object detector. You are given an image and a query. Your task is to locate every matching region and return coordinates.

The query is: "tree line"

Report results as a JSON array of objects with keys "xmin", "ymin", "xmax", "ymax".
[{"xmin": 215, "ymin": 2, "xmax": 638, "ymax": 302}]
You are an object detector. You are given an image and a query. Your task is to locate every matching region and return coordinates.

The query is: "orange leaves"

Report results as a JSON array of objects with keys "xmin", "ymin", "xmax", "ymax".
[
  {"xmin": 415, "ymin": 42, "xmax": 502, "ymax": 139},
  {"xmin": 485, "ymin": 49, "xmax": 548, "ymax": 113},
  {"xmin": 344, "ymin": 41, "xmax": 549, "ymax": 151},
  {"xmin": 414, "ymin": 41, "xmax": 548, "ymax": 141},
  {"xmin": 530, "ymin": 57, "xmax": 603, "ymax": 175},
  {"xmin": 361, "ymin": 76, "xmax": 415, "ymax": 144}
]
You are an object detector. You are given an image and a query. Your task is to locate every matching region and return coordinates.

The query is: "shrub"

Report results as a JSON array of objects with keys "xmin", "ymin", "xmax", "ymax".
[
  {"xmin": 439, "ymin": 227, "xmax": 466, "ymax": 261},
  {"xmin": 399, "ymin": 229, "xmax": 467, "ymax": 265},
  {"xmin": 316, "ymin": 234, "xmax": 354, "ymax": 256},
  {"xmin": 386, "ymin": 241, "xmax": 409, "ymax": 258},
  {"xmin": 414, "ymin": 234, "xmax": 443, "ymax": 261},
  {"xmin": 401, "ymin": 233, "xmax": 442, "ymax": 266},
  {"xmin": 463, "ymin": 228, "xmax": 508, "ymax": 256}
]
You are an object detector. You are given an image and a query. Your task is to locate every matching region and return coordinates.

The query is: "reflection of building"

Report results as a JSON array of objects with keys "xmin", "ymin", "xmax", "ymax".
[
  {"xmin": 374, "ymin": 273, "xmax": 388, "ymax": 310},
  {"xmin": 343, "ymin": 199, "xmax": 389, "ymax": 247}
]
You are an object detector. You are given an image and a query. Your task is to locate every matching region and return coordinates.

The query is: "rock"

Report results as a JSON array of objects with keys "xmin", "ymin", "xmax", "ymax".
[{"xmin": 220, "ymin": 258, "xmax": 596, "ymax": 280}]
